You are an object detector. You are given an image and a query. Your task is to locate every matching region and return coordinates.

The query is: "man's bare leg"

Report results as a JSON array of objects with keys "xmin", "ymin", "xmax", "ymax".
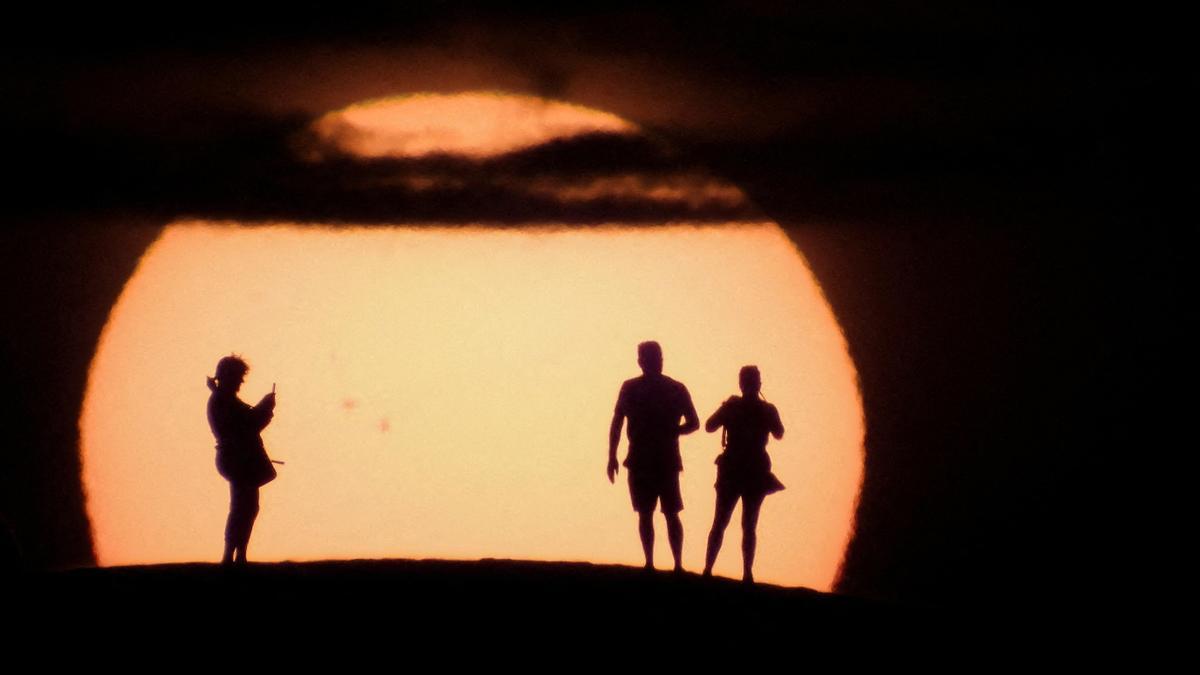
[
  {"xmin": 638, "ymin": 511, "xmax": 655, "ymax": 569},
  {"xmin": 665, "ymin": 512, "xmax": 684, "ymax": 573}
]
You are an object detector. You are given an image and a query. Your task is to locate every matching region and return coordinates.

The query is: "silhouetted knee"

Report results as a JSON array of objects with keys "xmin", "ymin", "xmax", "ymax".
[
  {"xmin": 712, "ymin": 509, "xmax": 733, "ymax": 534},
  {"xmin": 741, "ymin": 498, "xmax": 762, "ymax": 529},
  {"xmin": 638, "ymin": 511, "xmax": 655, "ymax": 527},
  {"xmin": 741, "ymin": 515, "xmax": 758, "ymax": 549},
  {"xmin": 740, "ymin": 516, "xmax": 758, "ymax": 537}
]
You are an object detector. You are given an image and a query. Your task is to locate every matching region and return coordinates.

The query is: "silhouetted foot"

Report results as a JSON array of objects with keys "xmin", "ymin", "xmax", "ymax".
[
  {"xmin": 742, "ymin": 573, "xmax": 754, "ymax": 585},
  {"xmin": 672, "ymin": 564, "xmax": 685, "ymax": 575},
  {"xmin": 702, "ymin": 567, "xmax": 713, "ymax": 578},
  {"xmin": 642, "ymin": 563, "xmax": 655, "ymax": 573}
]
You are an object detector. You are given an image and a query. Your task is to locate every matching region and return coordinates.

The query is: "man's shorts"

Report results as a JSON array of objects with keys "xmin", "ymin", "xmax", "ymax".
[{"xmin": 628, "ymin": 469, "xmax": 683, "ymax": 514}]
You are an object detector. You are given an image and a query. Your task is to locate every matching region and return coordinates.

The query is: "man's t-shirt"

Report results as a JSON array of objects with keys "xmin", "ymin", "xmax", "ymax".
[{"xmin": 615, "ymin": 374, "xmax": 695, "ymax": 474}]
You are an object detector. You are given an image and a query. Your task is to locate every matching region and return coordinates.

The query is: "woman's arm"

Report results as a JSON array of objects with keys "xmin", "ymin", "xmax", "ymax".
[
  {"xmin": 705, "ymin": 398, "xmax": 732, "ymax": 433},
  {"xmin": 249, "ymin": 393, "xmax": 275, "ymax": 431},
  {"xmin": 768, "ymin": 404, "xmax": 784, "ymax": 440}
]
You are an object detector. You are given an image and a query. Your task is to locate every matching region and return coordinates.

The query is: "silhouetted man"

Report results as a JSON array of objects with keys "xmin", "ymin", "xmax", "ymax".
[{"xmin": 608, "ymin": 341, "xmax": 699, "ymax": 572}]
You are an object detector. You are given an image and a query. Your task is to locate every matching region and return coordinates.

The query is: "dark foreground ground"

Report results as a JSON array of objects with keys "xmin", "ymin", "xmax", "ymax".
[
  {"xmin": 5, "ymin": 559, "xmax": 909, "ymax": 642},
  {"xmin": 3, "ymin": 557, "xmax": 1079, "ymax": 660}
]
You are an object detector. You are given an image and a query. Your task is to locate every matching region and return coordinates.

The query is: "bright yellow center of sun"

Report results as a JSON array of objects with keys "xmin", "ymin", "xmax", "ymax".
[{"xmin": 79, "ymin": 94, "xmax": 863, "ymax": 591}]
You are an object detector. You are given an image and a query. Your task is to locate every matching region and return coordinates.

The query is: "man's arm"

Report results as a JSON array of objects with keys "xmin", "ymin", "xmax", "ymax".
[
  {"xmin": 678, "ymin": 386, "xmax": 699, "ymax": 436},
  {"xmin": 608, "ymin": 411, "xmax": 623, "ymax": 483},
  {"xmin": 608, "ymin": 385, "xmax": 626, "ymax": 483}
]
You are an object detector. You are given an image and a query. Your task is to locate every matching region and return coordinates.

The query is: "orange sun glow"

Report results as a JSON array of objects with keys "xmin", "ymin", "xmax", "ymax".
[
  {"xmin": 311, "ymin": 91, "xmax": 637, "ymax": 159},
  {"xmin": 79, "ymin": 93, "xmax": 863, "ymax": 590},
  {"xmin": 81, "ymin": 223, "xmax": 862, "ymax": 589}
]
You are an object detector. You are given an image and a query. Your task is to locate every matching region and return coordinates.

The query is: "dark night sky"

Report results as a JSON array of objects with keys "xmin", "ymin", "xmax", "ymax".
[{"xmin": 0, "ymin": 3, "xmax": 1172, "ymax": 613}]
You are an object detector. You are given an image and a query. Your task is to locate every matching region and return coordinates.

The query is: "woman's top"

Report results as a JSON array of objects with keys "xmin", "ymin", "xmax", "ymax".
[
  {"xmin": 708, "ymin": 396, "xmax": 785, "ymax": 495},
  {"xmin": 207, "ymin": 390, "xmax": 276, "ymax": 487}
]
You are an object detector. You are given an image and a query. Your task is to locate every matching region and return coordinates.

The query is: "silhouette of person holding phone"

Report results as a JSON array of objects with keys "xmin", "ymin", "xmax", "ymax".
[
  {"xmin": 608, "ymin": 341, "xmax": 699, "ymax": 572},
  {"xmin": 206, "ymin": 355, "xmax": 277, "ymax": 566},
  {"xmin": 702, "ymin": 365, "xmax": 784, "ymax": 584}
]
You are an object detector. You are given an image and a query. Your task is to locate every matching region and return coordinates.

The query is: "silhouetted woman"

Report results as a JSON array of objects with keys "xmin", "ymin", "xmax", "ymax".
[
  {"xmin": 702, "ymin": 365, "xmax": 784, "ymax": 583},
  {"xmin": 206, "ymin": 355, "xmax": 276, "ymax": 566}
]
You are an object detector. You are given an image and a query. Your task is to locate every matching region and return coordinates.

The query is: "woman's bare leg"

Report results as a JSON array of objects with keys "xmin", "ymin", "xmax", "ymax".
[
  {"xmin": 227, "ymin": 483, "xmax": 260, "ymax": 565},
  {"xmin": 704, "ymin": 490, "xmax": 739, "ymax": 576},
  {"xmin": 741, "ymin": 493, "xmax": 765, "ymax": 583}
]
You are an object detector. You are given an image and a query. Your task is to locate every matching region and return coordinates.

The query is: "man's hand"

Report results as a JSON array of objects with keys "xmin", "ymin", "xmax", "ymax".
[
  {"xmin": 608, "ymin": 409, "xmax": 624, "ymax": 484},
  {"xmin": 261, "ymin": 392, "xmax": 277, "ymax": 411}
]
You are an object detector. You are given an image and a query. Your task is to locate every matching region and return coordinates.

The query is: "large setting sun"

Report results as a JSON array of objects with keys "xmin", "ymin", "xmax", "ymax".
[
  {"xmin": 78, "ymin": 93, "xmax": 863, "ymax": 590},
  {"xmin": 81, "ymin": 223, "xmax": 862, "ymax": 589}
]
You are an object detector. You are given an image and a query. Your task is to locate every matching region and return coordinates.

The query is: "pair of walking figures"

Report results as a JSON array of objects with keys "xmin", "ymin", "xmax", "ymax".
[{"xmin": 608, "ymin": 341, "xmax": 784, "ymax": 583}]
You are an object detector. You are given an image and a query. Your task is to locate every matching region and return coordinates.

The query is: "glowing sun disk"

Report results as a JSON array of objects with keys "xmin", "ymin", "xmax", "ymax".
[{"xmin": 81, "ymin": 222, "xmax": 863, "ymax": 590}]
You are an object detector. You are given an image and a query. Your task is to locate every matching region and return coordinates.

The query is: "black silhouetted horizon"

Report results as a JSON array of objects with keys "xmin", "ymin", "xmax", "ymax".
[{"xmin": 7, "ymin": 558, "xmax": 917, "ymax": 643}]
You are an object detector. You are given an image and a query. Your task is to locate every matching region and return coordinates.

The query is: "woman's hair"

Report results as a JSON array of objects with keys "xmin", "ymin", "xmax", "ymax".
[
  {"xmin": 214, "ymin": 354, "xmax": 249, "ymax": 383},
  {"xmin": 739, "ymin": 365, "xmax": 758, "ymax": 386},
  {"xmin": 739, "ymin": 365, "xmax": 765, "ymax": 400}
]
